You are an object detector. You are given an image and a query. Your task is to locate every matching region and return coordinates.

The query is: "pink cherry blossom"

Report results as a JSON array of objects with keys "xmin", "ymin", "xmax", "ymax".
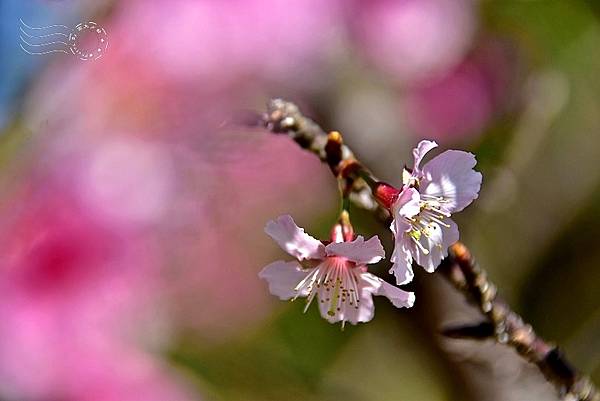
[
  {"xmin": 390, "ymin": 140, "xmax": 482, "ymax": 284},
  {"xmin": 259, "ymin": 215, "xmax": 414, "ymax": 326}
]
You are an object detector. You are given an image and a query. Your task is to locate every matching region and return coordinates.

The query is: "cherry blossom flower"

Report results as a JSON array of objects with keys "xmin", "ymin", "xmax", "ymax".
[
  {"xmin": 384, "ymin": 140, "xmax": 482, "ymax": 284},
  {"xmin": 259, "ymin": 215, "xmax": 414, "ymax": 326}
]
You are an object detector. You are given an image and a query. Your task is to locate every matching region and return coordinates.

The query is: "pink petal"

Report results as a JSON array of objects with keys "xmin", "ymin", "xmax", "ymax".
[
  {"xmin": 412, "ymin": 140, "xmax": 438, "ymax": 172},
  {"xmin": 264, "ymin": 215, "xmax": 326, "ymax": 261},
  {"xmin": 392, "ymin": 187, "xmax": 420, "ymax": 219},
  {"xmin": 390, "ymin": 239, "xmax": 414, "ymax": 285},
  {"xmin": 412, "ymin": 218, "xmax": 459, "ymax": 272},
  {"xmin": 324, "ymin": 236, "xmax": 385, "ymax": 265},
  {"xmin": 421, "ymin": 150, "xmax": 482, "ymax": 213},
  {"xmin": 258, "ymin": 260, "xmax": 310, "ymax": 300},
  {"xmin": 364, "ymin": 273, "xmax": 415, "ymax": 308}
]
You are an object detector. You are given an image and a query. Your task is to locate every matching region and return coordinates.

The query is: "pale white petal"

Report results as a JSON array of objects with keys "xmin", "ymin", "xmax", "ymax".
[
  {"xmin": 325, "ymin": 235, "xmax": 385, "ymax": 265},
  {"xmin": 264, "ymin": 215, "xmax": 326, "ymax": 261},
  {"xmin": 390, "ymin": 215, "xmax": 410, "ymax": 237},
  {"xmin": 346, "ymin": 288, "xmax": 376, "ymax": 324},
  {"xmin": 375, "ymin": 280, "xmax": 415, "ymax": 308},
  {"xmin": 317, "ymin": 289, "xmax": 337, "ymax": 322},
  {"xmin": 353, "ymin": 292, "xmax": 376, "ymax": 323},
  {"xmin": 412, "ymin": 140, "xmax": 438, "ymax": 172},
  {"xmin": 412, "ymin": 218, "xmax": 459, "ymax": 272},
  {"xmin": 258, "ymin": 260, "xmax": 310, "ymax": 300},
  {"xmin": 421, "ymin": 150, "xmax": 482, "ymax": 213},
  {"xmin": 390, "ymin": 239, "xmax": 414, "ymax": 285},
  {"xmin": 392, "ymin": 187, "xmax": 420, "ymax": 219},
  {"xmin": 314, "ymin": 266, "xmax": 377, "ymax": 325},
  {"xmin": 363, "ymin": 273, "xmax": 415, "ymax": 308},
  {"xmin": 317, "ymin": 285, "xmax": 376, "ymax": 325}
]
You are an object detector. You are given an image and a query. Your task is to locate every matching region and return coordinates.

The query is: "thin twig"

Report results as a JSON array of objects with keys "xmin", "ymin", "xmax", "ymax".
[
  {"xmin": 442, "ymin": 243, "xmax": 600, "ymax": 401},
  {"xmin": 256, "ymin": 98, "xmax": 600, "ymax": 401}
]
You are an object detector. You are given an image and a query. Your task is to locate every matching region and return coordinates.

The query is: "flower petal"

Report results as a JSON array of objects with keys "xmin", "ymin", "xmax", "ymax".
[
  {"xmin": 325, "ymin": 235, "xmax": 385, "ymax": 265},
  {"xmin": 264, "ymin": 215, "xmax": 326, "ymax": 261},
  {"xmin": 393, "ymin": 187, "xmax": 420, "ymax": 219},
  {"xmin": 390, "ymin": 239, "xmax": 414, "ymax": 285},
  {"xmin": 390, "ymin": 212, "xmax": 411, "ymax": 239},
  {"xmin": 363, "ymin": 273, "xmax": 415, "ymax": 308},
  {"xmin": 258, "ymin": 260, "xmax": 310, "ymax": 300},
  {"xmin": 412, "ymin": 218, "xmax": 459, "ymax": 272},
  {"xmin": 421, "ymin": 150, "xmax": 482, "ymax": 213},
  {"xmin": 412, "ymin": 140, "xmax": 438, "ymax": 172},
  {"xmin": 317, "ymin": 283, "xmax": 376, "ymax": 325}
]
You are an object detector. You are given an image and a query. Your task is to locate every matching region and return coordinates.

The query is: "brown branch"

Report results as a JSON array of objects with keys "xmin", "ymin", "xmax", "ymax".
[
  {"xmin": 257, "ymin": 98, "xmax": 600, "ymax": 401},
  {"xmin": 442, "ymin": 243, "xmax": 600, "ymax": 401}
]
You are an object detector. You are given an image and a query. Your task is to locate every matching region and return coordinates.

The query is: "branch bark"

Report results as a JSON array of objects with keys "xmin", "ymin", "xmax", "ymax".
[{"xmin": 256, "ymin": 98, "xmax": 600, "ymax": 401}]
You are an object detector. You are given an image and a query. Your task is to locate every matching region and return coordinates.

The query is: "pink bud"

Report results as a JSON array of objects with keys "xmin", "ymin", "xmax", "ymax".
[{"xmin": 374, "ymin": 182, "xmax": 401, "ymax": 210}]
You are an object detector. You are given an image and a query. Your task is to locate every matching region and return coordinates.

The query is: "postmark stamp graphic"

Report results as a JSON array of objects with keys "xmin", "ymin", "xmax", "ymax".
[
  {"xmin": 19, "ymin": 18, "xmax": 109, "ymax": 61},
  {"xmin": 68, "ymin": 22, "xmax": 108, "ymax": 61}
]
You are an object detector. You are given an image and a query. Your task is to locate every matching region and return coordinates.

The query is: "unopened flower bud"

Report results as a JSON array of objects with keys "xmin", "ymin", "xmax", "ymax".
[{"xmin": 374, "ymin": 182, "xmax": 401, "ymax": 210}]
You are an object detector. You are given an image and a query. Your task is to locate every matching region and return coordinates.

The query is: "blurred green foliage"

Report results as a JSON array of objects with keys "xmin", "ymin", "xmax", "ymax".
[{"xmin": 171, "ymin": 300, "xmax": 455, "ymax": 401}]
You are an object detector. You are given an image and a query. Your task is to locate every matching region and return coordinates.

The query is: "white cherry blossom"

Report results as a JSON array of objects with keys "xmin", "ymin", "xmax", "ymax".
[{"xmin": 390, "ymin": 140, "xmax": 482, "ymax": 284}]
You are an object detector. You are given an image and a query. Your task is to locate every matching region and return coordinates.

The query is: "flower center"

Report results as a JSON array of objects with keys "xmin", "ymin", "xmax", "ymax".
[
  {"xmin": 293, "ymin": 257, "xmax": 361, "ymax": 315},
  {"xmin": 405, "ymin": 194, "xmax": 451, "ymax": 254}
]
